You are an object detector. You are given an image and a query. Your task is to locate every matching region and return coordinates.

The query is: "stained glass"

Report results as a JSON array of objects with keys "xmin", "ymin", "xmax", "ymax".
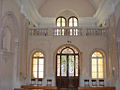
[
  {"xmin": 69, "ymin": 55, "xmax": 74, "ymax": 76},
  {"xmin": 57, "ymin": 18, "xmax": 61, "ymax": 27},
  {"xmin": 62, "ymin": 48, "xmax": 74, "ymax": 54},
  {"xmin": 70, "ymin": 29, "xmax": 73, "ymax": 35},
  {"xmin": 33, "ymin": 65, "xmax": 37, "ymax": 72},
  {"xmin": 33, "ymin": 71, "xmax": 37, "ymax": 78},
  {"xmin": 61, "ymin": 55, "xmax": 67, "ymax": 76},
  {"xmin": 69, "ymin": 18, "xmax": 73, "ymax": 27},
  {"xmin": 62, "ymin": 18, "xmax": 65, "ymax": 27},
  {"xmin": 68, "ymin": 17, "xmax": 78, "ymax": 36},
  {"xmin": 32, "ymin": 51, "xmax": 44, "ymax": 78},
  {"xmin": 74, "ymin": 18, "xmax": 77, "ymax": 27},
  {"xmin": 33, "ymin": 52, "xmax": 44, "ymax": 57},
  {"xmin": 33, "ymin": 58, "xmax": 37, "ymax": 65},
  {"xmin": 92, "ymin": 52, "xmax": 102, "ymax": 57},
  {"xmin": 57, "ymin": 55, "xmax": 60, "ymax": 76},
  {"xmin": 39, "ymin": 72, "xmax": 43, "ymax": 78},
  {"xmin": 57, "ymin": 46, "xmax": 79, "ymax": 77},
  {"xmin": 62, "ymin": 29, "xmax": 65, "ymax": 35},
  {"xmin": 56, "ymin": 17, "xmax": 66, "ymax": 36},
  {"xmin": 75, "ymin": 55, "xmax": 78, "ymax": 76},
  {"xmin": 39, "ymin": 65, "xmax": 43, "ymax": 71},
  {"xmin": 92, "ymin": 51, "xmax": 104, "ymax": 79},
  {"xmin": 39, "ymin": 58, "xmax": 44, "ymax": 65}
]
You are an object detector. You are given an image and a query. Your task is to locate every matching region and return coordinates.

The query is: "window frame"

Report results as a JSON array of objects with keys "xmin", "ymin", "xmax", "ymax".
[
  {"xmin": 56, "ymin": 16, "xmax": 78, "ymax": 36},
  {"xmin": 56, "ymin": 17, "xmax": 67, "ymax": 36},
  {"xmin": 56, "ymin": 46, "xmax": 80, "ymax": 77},
  {"xmin": 91, "ymin": 51, "xmax": 105, "ymax": 79},
  {"xmin": 32, "ymin": 51, "xmax": 45, "ymax": 79},
  {"xmin": 68, "ymin": 16, "xmax": 78, "ymax": 36}
]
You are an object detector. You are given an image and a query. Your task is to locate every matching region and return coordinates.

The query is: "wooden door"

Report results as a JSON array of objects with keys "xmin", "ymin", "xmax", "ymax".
[{"xmin": 56, "ymin": 46, "xmax": 80, "ymax": 88}]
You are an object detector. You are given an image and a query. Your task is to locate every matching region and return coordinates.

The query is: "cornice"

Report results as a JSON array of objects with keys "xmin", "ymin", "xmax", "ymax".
[
  {"xmin": 94, "ymin": 0, "xmax": 120, "ymax": 25},
  {"xmin": 16, "ymin": 0, "xmax": 120, "ymax": 27}
]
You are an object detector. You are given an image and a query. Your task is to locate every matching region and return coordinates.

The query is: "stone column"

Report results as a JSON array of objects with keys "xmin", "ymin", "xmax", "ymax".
[{"xmin": 0, "ymin": 0, "xmax": 3, "ymax": 18}]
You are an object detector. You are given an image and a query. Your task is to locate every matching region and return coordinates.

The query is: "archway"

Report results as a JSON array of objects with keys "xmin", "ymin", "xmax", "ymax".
[{"xmin": 56, "ymin": 44, "xmax": 80, "ymax": 89}]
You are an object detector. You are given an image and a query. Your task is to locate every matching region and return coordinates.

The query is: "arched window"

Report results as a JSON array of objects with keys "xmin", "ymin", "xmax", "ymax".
[
  {"xmin": 91, "ymin": 51, "xmax": 104, "ymax": 79},
  {"xmin": 32, "ymin": 51, "xmax": 44, "ymax": 78},
  {"xmin": 56, "ymin": 45, "xmax": 80, "ymax": 88},
  {"xmin": 56, "ymin": 17, "xmax": 66, "ymax": 36},
  {"xmin": 56, "ymin": 16, "xmax": 78, "ymax": 36},
  {"xmin": 68, "ymin": 16, "xmax": 78, "ymax": 35}
]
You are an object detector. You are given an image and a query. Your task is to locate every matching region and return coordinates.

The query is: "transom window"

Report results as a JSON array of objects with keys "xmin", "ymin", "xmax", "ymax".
[
  {"xmin": 56, "ymin": 16, "xmax": 78, "ymax": 36},
  {"xmin": 56, "ymin": 46, "xmax": 79, "ymax": 77},
  {"xmin": 32, "ymin": 51, "xmax": 44, "ymax": 78},
  {"xmin": 91, "ymin": 51, "xmax": 104, "ymax": 79}
]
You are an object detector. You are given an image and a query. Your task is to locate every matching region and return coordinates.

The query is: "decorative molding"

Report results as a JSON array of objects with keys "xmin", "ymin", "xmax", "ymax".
[
  {"xmin": 0, "ymin": 49, "xmax": 13, "ymax": 62},
  {"xmin": 94, "ymin": 0, "xmax": 120, "ymax": 25},
  {"xmin": 16, "ymin": 0, "xmax": 120, "ymax": 27},
  {"xmin": 16, "ymin": 0, "xmax": 97, "ymax": 27},
  {"xmin": 28, "ymin": 26, "xmax": 107, "ymax": 30}
]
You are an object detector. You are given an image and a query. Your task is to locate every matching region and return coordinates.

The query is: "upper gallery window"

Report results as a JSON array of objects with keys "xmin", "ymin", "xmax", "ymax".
[
  {"xmin": 68, "ymin": 16, "xmax": 78, "ymax": 35},
  {"xmin": 91, "ymin": 51, "xmax": 104, "ymax": 79},
  {"xmin": 56, "ymin": 16, "xmax": 78, "ymax": 36},
  {"xmin": 32, "ymin": 51, "xmax": 44, "ymax": 78},
  {"xmin": 56, "ymin": 17, "xmax": 66, "ymax": 36}
]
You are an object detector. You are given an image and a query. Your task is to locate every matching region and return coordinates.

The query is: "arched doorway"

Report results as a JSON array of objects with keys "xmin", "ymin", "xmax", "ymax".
[{"xmin": 56, "ymin": 45, "xmax": 80, "ymax": 88}]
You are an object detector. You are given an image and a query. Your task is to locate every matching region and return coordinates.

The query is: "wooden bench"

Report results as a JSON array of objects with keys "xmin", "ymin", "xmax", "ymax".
[
  {"xmin": 21, "ymin": 85, "xmax": 57, "ymax": 89},
  {"xmin": 14, "ymin": 89, "xmax": 26, "ymax": 90},
  {"xmin": 78, "ymin": 87, "xmax": 115, "ymax": 90}
]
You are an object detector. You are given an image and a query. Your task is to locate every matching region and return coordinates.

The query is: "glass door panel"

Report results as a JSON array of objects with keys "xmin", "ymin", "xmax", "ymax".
[
  {"xmin": 57, "ymin": 55, "xmax": 60, "ymax": 76},
  {"xmin": 69, "ymin": 55, "xmax": 74, "ymax": 76},
  {"xmin": 61, "ymin": 55, "xmax": 67, "ymax": 76},
  {"xmin": 75, "ymin": 55, "xmax": 79, "ymax": 76}
]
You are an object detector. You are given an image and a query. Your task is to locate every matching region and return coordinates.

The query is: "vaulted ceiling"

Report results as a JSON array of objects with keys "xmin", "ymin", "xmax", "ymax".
[
  {"xmin": 33, "ymin": 0, "xmax": 102, "ymax": 17},
  {"xmin": 39, "ymin": 0, "xmax": 96, "ymax": 17},
  {"xmin": 16, "ymin": 0, "xmax": 120, "ymax": 26},
  {"xmin": 34, "ymin": 0, "xmax": 102, "ymax": 10}
]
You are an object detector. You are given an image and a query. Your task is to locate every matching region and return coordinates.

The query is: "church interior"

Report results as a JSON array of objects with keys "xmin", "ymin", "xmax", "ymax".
[{"xmin": 0, "ymin": 0, "xmax": 120, "ymax": 90}]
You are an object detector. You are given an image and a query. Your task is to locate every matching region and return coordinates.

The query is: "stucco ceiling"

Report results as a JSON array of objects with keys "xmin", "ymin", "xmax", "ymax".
[
  {"xmin": 32, "ymin": 0, "xmax": 102, "ymax": 17},
  {"xmin": 89, "ymin": 0, "xmax": 102, "ymax": 9},
  {"xmin": 16, "ymin": 0, "xmax": 119, "ymax": 26},
  {"xmin": 39, "ymin": 0, "xmax": 98, "ymax": 17},
  {"xmin": 33, "ymin": 0, "xmax": 102, "ymax": 10}
]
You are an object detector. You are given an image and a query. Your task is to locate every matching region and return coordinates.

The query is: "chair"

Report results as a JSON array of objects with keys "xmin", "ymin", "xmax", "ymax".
[
  {"xmin": 47, "ymin": 79, "xmax": 52, "ymax": 86},
  {"xmin": 37, "ymin": 78, "xmax": 42, "ymax": 86},
  {"xmin": 31, "ymin": 78, "xmax": 36, "ymax": 85},
  {"xmin": 99, "ymin": 79, "xmax": 104, "ymax": 86},
  {"xmin": 91, "ymin": 79, "xmax": 97, "ymax": 87},
  {"xmin": 84, "ymin": 79, "xmax": 89, "ymax": 87}
]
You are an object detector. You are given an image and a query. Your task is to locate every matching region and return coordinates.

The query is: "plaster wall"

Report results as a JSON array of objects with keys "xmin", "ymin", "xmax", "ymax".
[
  {"xmin": 39, "ymin": 0, "xmax": 96, "ymax": 17},
  {"xmin": 26, "ymin": 36, "xmax": 107, "ymax": 86}
]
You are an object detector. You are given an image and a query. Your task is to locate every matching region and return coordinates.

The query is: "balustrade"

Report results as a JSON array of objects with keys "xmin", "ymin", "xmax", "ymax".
[{"xmin": 28, "ymin": 27, "xmax": 107, "ymax": 37}]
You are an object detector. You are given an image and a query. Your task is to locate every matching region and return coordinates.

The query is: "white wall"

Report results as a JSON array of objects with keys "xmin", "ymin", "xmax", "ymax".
[
  {"xmin": 39, "ymin": 0, "xmax": 96, "ymax": 17},
  {"xmin": 26, "ymin": 36, "xmax": 107, "ymax": 86}
]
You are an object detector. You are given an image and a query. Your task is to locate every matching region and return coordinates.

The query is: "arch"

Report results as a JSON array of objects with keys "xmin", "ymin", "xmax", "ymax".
[
  {"xmin": 0, "ymin": 11, "xmax": 19, "ymax": 50},
  {"xmin": 68, "ymin": 16, "xmax": 78, "ymax": 35},
  {"xmin": 2, "ymin": 27, "xmax": 11, "ymax": 51},
  {"xmin": 55, "ymin": 44, "xmax": 81, "ymax": 55},
  {"xmin": 55, "ymin": 44, "xmax": 81, "ymax": 88},
  {"xmin": 28, "ymin": 49, "xmax": 46, "ymax": 79},
  {"xmin": 56, "ymin": 9, "xmax": 79, "ymax": 19},
  {"xmin": 68, "ymin": 16, "xmax": 78, "ymax": 27},
  {"xmin": 90, "ymin": 49, "xmax": 106, "ymax": 79},
  {"xmin": 31, "ymin": 50, "xmax": 45, "ymax": 79},
  {"xmin": 56, "ymin": 17, "xmax": 66, "ymax": 35}
]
